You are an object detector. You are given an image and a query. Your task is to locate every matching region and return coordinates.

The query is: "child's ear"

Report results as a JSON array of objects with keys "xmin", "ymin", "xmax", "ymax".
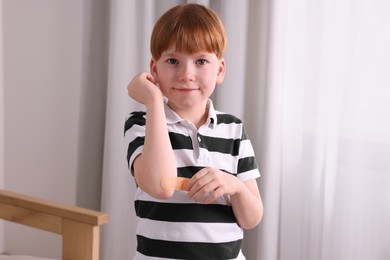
[
  {"xmin": 216, "ymin": 58, "xmax": 226, "ymax": 84},
  {"xmin": 150, "ymin": 59, "xmax": 159, "ymax": 83}
]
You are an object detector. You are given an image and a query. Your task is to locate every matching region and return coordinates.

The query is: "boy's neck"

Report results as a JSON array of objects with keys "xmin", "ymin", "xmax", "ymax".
[{"xmin": 168, "ymin": 101, "xmax": 209, "ymax": 129}]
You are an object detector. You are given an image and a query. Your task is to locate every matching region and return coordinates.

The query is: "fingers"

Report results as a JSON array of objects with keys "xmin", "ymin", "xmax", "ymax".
[
  {"xmin": 187, "ymin": 168, "xmax": 231, "ymax": 204},
  {"xmin": 145, "ymin": 73, "xmax": 156, "ymax": 84},
  {"xmin": 189, "ymin": 179, "xmax": 218, "ymax": 203},
  {"xmin": 203, "ymin": 187, "xmax": 225, "ymax": 204},
  {"xmin": 159, "ymin": 168, "xmax": 237, "ymax": 204},
  {"xmin": 186, "ymin": 167, "xmax": 209, "ymax": 190},
  {"xmin": 128, "ymin": 72, "xmax": 155, "ymax": 92},
  {"xmin": 127, "ymin": 72, "xmax": 161, "ymax": 105}
]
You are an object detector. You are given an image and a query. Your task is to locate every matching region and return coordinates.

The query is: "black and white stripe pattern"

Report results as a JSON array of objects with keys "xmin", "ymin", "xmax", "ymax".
[{"xmin": 125, "ymin": 99, "xmax": 260, "ymax": 259}]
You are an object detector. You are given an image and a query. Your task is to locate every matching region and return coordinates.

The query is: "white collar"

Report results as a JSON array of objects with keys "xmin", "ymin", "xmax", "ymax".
[{"xmin": 164, "ymin": 97, "xmax": 217, "ymax": 129}]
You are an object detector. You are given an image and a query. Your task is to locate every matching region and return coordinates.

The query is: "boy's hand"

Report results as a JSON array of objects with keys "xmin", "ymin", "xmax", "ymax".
[
  {"xmin": 186, "ymin": 167, "xmax": 244, "ymax": 204},
  {"xmin": 127, "ymin": 72, "xmax": 162, "ymax": 106}
]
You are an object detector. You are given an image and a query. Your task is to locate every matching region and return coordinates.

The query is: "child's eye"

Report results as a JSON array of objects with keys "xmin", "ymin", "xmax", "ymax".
[
  {"xmin": 196, "ymin": 59, "xmax": 208, "ymax": 65},
  {"xmin": 167, "ymin": 58, "xmax": 178, "ymax": 64}
]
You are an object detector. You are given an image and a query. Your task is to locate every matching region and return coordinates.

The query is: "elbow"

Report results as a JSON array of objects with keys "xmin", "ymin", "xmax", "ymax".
[
  {"xmin": 133, "ymin": 170, "xmax": 176, "ymax": 200},
  {"xmin": 137, "ymin": 184, "xmax": 175, "ymax": 200},
  {"xmin": 240, "ymin": 207, "xmax": 264, "ymax": 230},
  {"xmin": 137, "ymin": 179, "xmax": 175, "ymax": 200},
  {"xmin": 152, "ymin": 189, "xmax": 175, "ymax": 200},
  {"xmin": 240, "ymin": 218, "xmax": 262, "ymax": 230}
]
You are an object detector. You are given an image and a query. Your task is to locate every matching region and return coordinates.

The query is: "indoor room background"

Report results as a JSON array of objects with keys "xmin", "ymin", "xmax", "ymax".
[{"xmin": 1, "ymin": 0, "xmax": 389, "ymax": 259}]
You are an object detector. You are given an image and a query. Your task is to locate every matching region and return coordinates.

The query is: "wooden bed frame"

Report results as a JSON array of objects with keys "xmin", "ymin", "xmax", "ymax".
[{"xmin": 0, "ymin": 189, "xmax": 108, "ymax": 260}]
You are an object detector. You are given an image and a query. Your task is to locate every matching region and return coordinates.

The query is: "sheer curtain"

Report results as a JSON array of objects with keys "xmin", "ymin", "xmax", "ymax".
[
  {"xmin": 260, "ymin": 0, "xmax": 390, "ymax": 259},
  {"xmin": 0, "ymin": 0, "xmax": 5, "ymax": 253},
  {"xmin": 101, "ymin": 0, "xmax": 390, "ymax": 260}
]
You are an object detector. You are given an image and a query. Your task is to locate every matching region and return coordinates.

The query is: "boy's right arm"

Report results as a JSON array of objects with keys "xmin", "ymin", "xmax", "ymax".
[{"xmin": 127, "ymin": 72, "xmax": 177, "ymax": 199}]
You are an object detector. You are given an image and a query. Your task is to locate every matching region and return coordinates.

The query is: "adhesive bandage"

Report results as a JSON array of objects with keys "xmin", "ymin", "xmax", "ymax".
[{"xmin": 161, "ymin": 176, "xmax": 191, "ymax": 191}]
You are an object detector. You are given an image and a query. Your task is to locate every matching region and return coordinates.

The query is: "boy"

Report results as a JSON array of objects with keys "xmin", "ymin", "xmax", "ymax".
[{"xmin": 125, "ymin": 3, "xmax": 263, "ymax": 259}]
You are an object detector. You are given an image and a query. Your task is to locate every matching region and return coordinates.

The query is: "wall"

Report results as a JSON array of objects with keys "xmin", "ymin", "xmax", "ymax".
[{"xmin": 1, "ymin": 0, "xmax": 108, "ymax": 258}]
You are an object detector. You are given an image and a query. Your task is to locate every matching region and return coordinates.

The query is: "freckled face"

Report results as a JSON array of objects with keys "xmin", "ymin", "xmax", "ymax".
[{"xmin": 150, "ymin": 48, "xmax": 225, "ymax": 112}]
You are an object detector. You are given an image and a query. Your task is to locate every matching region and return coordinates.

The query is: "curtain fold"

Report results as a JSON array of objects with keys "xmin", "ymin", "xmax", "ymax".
[
  {"xmin": 100, "ymin": 1, "xmax": 139, "ymax": 258},
  {"xmin": 0, "ymin": 0, "xmax": 5, "ymax": 253},
  {"xmin": 101, "ymin": 1, "xmax": 390, "ymax": 259},
  {"xmin": 268, "ymin": 0, "xmax": 390, "ymax": 259}
]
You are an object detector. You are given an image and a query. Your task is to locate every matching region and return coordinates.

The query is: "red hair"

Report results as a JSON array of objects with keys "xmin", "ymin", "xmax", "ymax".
[{"xmin": 150, "ymin": 4, "xmax": 227, "ymax": 60}]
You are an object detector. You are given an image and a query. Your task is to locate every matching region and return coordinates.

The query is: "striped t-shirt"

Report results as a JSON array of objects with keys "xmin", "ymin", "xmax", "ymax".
[{"xmin": 125, "ymin": 98, "xmax": 260, "ymax": 260}]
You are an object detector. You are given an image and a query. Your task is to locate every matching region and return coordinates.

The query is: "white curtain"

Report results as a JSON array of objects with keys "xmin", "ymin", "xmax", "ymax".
[
  {"xmin": 101, "ymin": 0, "xmax": 390, "ymax": 260},
  {"xmin": 259, "ymin": 0, "xmax": 390, "ymax": 259},
  {"xmin": 0, "ymin": 0, "xmax": 5, "ymax": 253}
]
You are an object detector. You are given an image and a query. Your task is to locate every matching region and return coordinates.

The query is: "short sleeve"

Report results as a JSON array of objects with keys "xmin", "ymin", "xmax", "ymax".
[
  {"xmin": 124, "ymin": 111, "xmax": 147, "ymax": 175},
  {"xmin": 237, "ymin": 126, "xmax": 261, "ymax": 182}
]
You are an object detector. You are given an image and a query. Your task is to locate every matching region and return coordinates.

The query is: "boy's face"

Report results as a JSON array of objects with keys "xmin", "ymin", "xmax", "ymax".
[{"xmin": 150, "ymin": 47, "xmax": 225, "ymax": 113}]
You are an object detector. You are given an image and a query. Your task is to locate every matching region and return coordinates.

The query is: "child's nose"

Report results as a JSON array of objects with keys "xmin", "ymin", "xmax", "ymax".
[{"xmin": 178, "ymin": 63, "xmax": 195, "ymax": 82}]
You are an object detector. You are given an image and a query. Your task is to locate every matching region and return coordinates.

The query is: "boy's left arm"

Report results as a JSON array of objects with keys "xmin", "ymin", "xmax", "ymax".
[
  {"xmin": 230, "ymin": 179, "xmax": 263, "ymax": 229},
  {"xmin": 187, "ymin": 168, "xmax": 263, "ymax": 229}
]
